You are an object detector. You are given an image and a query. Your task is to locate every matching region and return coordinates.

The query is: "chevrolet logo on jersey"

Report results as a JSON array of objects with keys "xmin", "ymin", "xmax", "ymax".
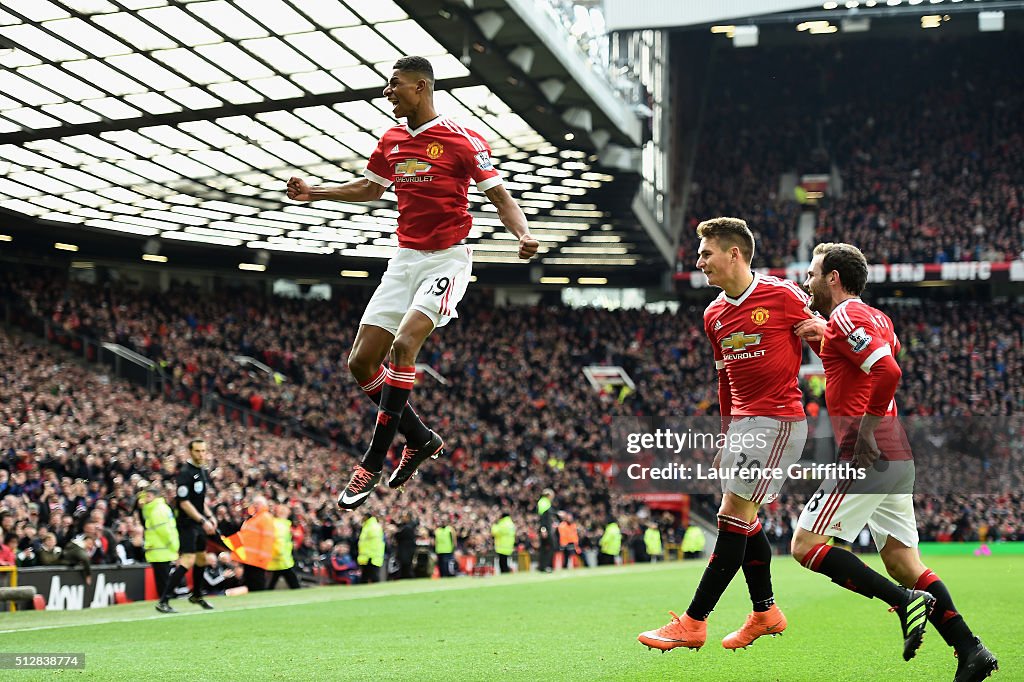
[
  {"xmin": 395, "ymin": 159, "xmax": 431, "ymax": 176},
  {"xmin": 722, "ymin": 332, "xmax": 762, "ymax": 351}
]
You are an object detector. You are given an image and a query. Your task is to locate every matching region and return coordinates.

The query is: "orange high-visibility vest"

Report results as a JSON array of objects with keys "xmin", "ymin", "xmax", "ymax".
[
  {"xmin": 226, "ymin": 510, "xmax": 276, "ymax": 569},
  {"xmin": 558, "ymin": 521, "xmax": 579, "ymax": 547}
]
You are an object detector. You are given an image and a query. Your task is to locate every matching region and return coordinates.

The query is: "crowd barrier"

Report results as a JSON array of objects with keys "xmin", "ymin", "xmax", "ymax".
[{"xmin": 12, "ymin": 564, "xmax": 150, "ymax": 611}]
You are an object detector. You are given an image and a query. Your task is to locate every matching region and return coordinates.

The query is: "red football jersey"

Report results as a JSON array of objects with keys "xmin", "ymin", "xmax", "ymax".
[
  {"xmin": 703, "ymin": 273, "xmax": 810, "ymax": 419},
  {"xmin": 364, "ymin": 116, "xmax": 502, "ymax": 250},
  {"xmin": 820, "ymin": 298, "xmax": 911, "ymax": 460}
]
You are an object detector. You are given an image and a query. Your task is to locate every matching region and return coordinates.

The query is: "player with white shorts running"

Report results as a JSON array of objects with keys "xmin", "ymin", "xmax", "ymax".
[
  {"xmin": 639, "ymin": 217, "xmax": 814, "ymax": 653},
  {"xmin": 792, "ymin": 242, "xmax": 996, "ymax": 680}
]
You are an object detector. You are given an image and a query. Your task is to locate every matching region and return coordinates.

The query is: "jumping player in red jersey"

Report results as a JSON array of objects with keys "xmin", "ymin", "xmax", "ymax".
[
  {"xmin": 792, "ymin": 243, "xmax": 997, "ymax": 680},
  {"xmin": 639, "ymin": 217, "xmax": 812, "ymax": 652},
  {"xmin": 287, "ymin": 56, "xmax": 538, "ymax": 510}
]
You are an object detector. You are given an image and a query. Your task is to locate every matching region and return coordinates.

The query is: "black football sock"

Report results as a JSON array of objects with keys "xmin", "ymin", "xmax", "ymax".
[
  {"xmin": 801, "ymin": 543, "xmax": 907, "ymax": 606},
  {"xmin": 685, "ymin": 514, "xmax": 750, "ymax": 621},
  {"xmin": 358, "ymin": 365, "xmax": 431, "ymax": 448},
  {"xmin": 361, "ymin": 364, "xmax": 415, "ymax": 471},
  {"xmin": 914, "ymin": 569, "xmax": 975, "ymax": 651},
  {"xmin": 192, "ymin": 565, "xmax": 205, "ymax": 598},
  {"xmin": 160, "ymin": 565, "xmax": 187, "ymax": 602},
  {"xmin": 742, "ymin": 520, "xmax": 775, "ymax": 612}
]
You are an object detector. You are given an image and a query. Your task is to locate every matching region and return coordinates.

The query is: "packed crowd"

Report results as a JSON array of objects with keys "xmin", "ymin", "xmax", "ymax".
[
  {"xmin": 2, "ymin": 269, "xmax": 1022, "ymax": 576},
  {"xmin": 0, "ymin": 329, "xmax": 650, "ymax": 577},
  {"xmin": 683, "ymin": 45, "xmax": 813, "ymax": 268},
  {"xmin": 816, "ymin": 36, "xmax": 1024, "ymax": 265},
  {"xmin": 6, "ymin": 273, "xmax": 720, "ymax": 461},
  {"xmin": 682, "ymin": 34, "xmax": 1024, "ymax": 268}
]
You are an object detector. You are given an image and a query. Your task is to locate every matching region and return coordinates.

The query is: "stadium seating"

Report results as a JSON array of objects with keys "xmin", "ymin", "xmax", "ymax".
[
  {"xmin": 2, "ymin": 269, "xmax": 1021, "ymax": 566},
  {"xmin": 682, "ymin": 34, "xmax": 1024, "ymax": 268}
]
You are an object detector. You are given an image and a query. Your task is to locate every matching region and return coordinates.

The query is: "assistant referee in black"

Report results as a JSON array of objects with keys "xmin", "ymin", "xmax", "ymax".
[{"xmin": 156, "ymin": 439, "xmax": 216, "ymax": 613}]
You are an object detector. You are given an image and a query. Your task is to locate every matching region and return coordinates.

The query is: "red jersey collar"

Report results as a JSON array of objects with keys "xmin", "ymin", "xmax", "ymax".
[
  {"xmin": 723, "ymin": 272, "xmax": 760, "ymax": 306},
  {"xmin": 828, "ymin": 297, "xmax": 862, "ymax": 320},
  {"xmin": 406, "ymin": 115, "xmax": 443, "ymax": 137}
]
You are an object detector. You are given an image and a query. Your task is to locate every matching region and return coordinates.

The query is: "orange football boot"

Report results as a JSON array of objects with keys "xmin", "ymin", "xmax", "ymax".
[
  {"xmin": 721, "ymin": 604, "xmax": 787, "ymax": 650},
  {"xmin": 638, "ymin": 611, "xmax": 707, "ymax": 651}
]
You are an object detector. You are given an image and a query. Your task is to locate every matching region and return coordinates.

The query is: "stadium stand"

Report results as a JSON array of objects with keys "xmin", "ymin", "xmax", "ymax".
[
  {"xmin": 2, "ymin": 268, "xmax": 1021, "ymax": 569},
  {"xmin": 682, "ymin": 34, "xmax": 1024, "ymax": 269}
]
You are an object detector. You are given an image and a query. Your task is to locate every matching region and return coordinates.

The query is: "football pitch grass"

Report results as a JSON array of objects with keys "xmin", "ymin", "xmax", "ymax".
[{"xmin": 0, "ymin": 555, "xmax": 1017, "ymax": 681}]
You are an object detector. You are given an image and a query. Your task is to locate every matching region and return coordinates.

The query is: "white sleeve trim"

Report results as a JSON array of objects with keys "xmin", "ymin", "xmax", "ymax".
[
  {"xmin": 860, "ymin": 345, "xmax": 892, "ymax": 374},
  {"xmin": 476, "ymin": 175, "xmax": 503, "ymax": 192},
  {"xmin": 715, "ymin": 360, "xmax": 725, "ymax": 370},
  {"xmin": 363, "ymin": 168, "xmax": 392, "ymax": 188}
]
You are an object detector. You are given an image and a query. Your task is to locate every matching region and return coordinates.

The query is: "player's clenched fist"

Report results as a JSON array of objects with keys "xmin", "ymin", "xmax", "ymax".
[
  {"xmin": 287, "ymin": 177, "xmax": 312, "ymax": 202},
  {"xmin": 518, "ymin": 233, "xmax": 539, "ymax": 259},
  {"xmin": 852, "ymin": 430, "xmax": 881, "ymax": 469}
]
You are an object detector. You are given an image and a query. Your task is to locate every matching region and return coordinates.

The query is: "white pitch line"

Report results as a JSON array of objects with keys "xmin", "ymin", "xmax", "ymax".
[{"xmin": 0, "ymin": 562, "xmax": 677, "ymax": 635}]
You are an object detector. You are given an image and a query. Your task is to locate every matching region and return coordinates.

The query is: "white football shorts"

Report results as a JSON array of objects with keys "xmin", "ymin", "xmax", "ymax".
[
  {"xmin": 719, "ymin": 417, "xmax": 808, "ymax": 505},
  {"xmin": 360, "ymin": 244, "xmax": 473, "ymax": 334},
  {"xmin": 797, "ymin": 460, "xmax": 919, "ymax": 550}
]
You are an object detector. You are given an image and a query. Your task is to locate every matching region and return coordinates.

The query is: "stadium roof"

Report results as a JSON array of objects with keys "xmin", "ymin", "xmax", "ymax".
[{"xmin": 0, "ymin": 0, "xmax": 662, "ymax": 283}]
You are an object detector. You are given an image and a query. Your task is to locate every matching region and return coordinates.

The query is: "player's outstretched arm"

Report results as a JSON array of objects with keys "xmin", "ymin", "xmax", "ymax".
[
  {"xmin": 286, "ymin": 176, "xmax": 387, "ymax": 203},
  {"xmin": 484, "ymin": 184, "xmax": 538, "ymax": 259}
]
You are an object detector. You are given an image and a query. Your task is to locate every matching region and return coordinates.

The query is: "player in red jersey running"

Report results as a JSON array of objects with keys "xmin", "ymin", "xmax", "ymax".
[
  {"xmin": 639, "ymin": 217, "xmax": 813, "ymax": 652},
  {"xmin": 287, "ymin": 56, "xmax": 538, "ymax": 510},
  {"xmin": 792, "ymin": 243, "xmax": 996, "ymax": 680}
]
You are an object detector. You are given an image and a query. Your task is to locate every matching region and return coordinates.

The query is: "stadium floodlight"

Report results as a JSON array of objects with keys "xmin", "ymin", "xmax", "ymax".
[
  {"xmin": 732, "ymin": 25, "xmax": 759, "ymax": 48},
  {"xmin": 978, "ymin": 11, "xmax": 1004, "ymax": 31}
]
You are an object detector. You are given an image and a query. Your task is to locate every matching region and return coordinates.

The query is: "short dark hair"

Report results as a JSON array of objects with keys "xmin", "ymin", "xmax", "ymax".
[
  {"xmin": 696, "ymin": 217, "xmax": 755, "ymax": 264},
  {"xmin": 188, "ymin": 439, "xmax": 205, "ymax": 453},
  {"xmin": 393, "ymin": 56, "xmax": 434, "ymax": 84},
  {"xmin": 813, "ymin": 242, "xmax": 869, "ymax": 296}
]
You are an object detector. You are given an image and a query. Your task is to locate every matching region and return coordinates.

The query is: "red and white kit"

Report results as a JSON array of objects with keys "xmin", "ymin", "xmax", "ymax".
[
  {"xmin": 360, "ymin": 116, "xmax": 501, "ymax": 333},
  {"xmin": 703, "ymin": 273, "xmax": 810, "ymax": 503},
  {"xmin": 798, "ymin": 298, "xmax": 918, "ymax": 549}
]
